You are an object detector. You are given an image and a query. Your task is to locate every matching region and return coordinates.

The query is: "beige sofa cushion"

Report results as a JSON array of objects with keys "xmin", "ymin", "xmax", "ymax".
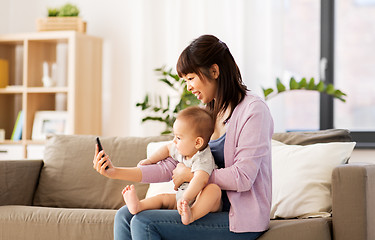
[
  {"xmin": 33, "ymin": 134, "xmax": 172, "ymax": 209},
  {"xmin": 272, "ymin": 129, "xmax": 352, "ymax": 145},
  {"xmin": 0, "ymin": 205, "xmax": 116, "ymax": 240},
  {"xmin": 0, "ymin": 160, "xmax": 42, "ymax": 206},
  {"xmin": 259, "ymin": 218, "xmax": 332, "ymax": 240}
]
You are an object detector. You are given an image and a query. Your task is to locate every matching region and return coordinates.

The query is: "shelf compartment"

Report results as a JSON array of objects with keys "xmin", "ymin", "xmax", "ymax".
[
  {"xmin": 27, "ymin": 40, "xmax": 68, "ymax": 88},
  {"xmin": 0, "ymin": 40, "xmax": 24, "ymax": 86},
  {"xmin": 0, "ymin": 32, "xmax": 102, "ymax": 159},
  {"xmin": 0, "ymin": 94, "xmax": 23, "ymax": 140},
  {"xmin": 26, "ymin": 92, "xmax": 68, "ymax": 140}
]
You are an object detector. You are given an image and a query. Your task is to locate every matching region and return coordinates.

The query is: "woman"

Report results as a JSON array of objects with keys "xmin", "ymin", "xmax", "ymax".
[{"xmin": 93, "ymin": 35, "xmax": 274, "ymax": 240}]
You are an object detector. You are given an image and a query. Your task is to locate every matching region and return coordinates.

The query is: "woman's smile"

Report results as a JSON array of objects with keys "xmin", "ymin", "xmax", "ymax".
[{"xmin": 192, "ymin": 91, "xmax": 201, "ymax": 100}]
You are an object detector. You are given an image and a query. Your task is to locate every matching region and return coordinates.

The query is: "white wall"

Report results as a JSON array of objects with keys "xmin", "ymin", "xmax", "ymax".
[
  {"xmin": 350, "ymin": 149, "xmax": 375, "ymax": 164},
  {"xmin": 0, "ymin": 0, "xmax": 285, "ymax": 137},
  {"xmin": 1, "ymin": 0, "xmax": 374, "ymax": 161}
]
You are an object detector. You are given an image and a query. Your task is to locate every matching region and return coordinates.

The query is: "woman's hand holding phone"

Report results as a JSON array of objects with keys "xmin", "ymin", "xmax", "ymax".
[{"xmin": 93, "ymin": 137, "xmax": 115, "ymax": 177}]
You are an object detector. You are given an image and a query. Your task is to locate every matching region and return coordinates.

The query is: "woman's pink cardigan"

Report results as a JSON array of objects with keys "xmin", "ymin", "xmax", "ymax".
[{"xmin": 140, "ymin": 92, "xmax": 274, "ymax": 233}]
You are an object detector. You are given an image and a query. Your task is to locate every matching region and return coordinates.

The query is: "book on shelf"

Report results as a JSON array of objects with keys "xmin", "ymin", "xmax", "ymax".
[
  {"xmin": 11, "ymin": 110, "xmax": 24, "ymax": 141},
  {"xmin": 0, "ymin": 59, "xmax": 9, "ymax": 88}
]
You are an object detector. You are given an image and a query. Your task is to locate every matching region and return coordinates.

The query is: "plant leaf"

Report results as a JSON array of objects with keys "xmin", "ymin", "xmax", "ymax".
[
  {"xmin": 159, "ymin": 78, "xmax": 174, "ymax": 88},
  {"xmin": 169, "ymin": 73, "xmax": 180, "ymax": 82},
  {"xmin": 161, "ymin": 130, "xmax": 172, "ymax": 135},
  {"xmin": 333, "ymin": 90, "xmax": 347, "ymax": 102},
  {"xmin": 276, "ymin": 78, "xmax": 286, "ymax": 93},
  {"xmin": 316, "ymin": 81, "xmax": 325, "ymax": 92},
  {"xmin": 262, "ymin": 88, "xmax": 274, "ymax": 98},
  {"xmin": 307, "ymin": 78, "xmax": 315, "ymax": 90},
  {"xmin": 142, "ymin": 116, "xmax": 165, "ymax": 123},
  {"xmin": 326, "ymin": 84, "xmax": 335, "ymax": 94},
  {"xmin": 298, "ymin": 78, "xmax": 307, "ymax": 89},
  {"xmin": 289, "ymin": 77, "xmax": 299, "ymax": 90}
]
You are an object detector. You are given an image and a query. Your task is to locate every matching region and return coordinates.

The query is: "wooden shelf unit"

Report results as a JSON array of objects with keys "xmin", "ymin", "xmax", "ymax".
[{"xmin": 0, "ymin": 31, "xmax": 102, "ymax": 159}]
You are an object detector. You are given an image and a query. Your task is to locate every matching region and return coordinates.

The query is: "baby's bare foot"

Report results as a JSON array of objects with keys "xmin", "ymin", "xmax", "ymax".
[
  {"xmin": 180, "ymin": 200, "xmax": 194, "ymax": 225},
  {"xmin": 122, "ymin": 185, "xmax": 141, "ymax": 214}
]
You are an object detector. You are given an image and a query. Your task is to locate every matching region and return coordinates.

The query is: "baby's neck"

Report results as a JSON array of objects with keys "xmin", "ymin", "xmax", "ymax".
[
  {"xmin": 184, "ymin": 144, "xmax": 207, "ymax": 160},
  {"xmin": 184, "ymin": 149, "xmax": 200, "ymax": 160}
]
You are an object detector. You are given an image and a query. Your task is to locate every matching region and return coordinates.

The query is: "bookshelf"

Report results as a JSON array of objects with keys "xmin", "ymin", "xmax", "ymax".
[{"xmin": 0, "ymin": 31, "xmax": 102, "ymax": 159}]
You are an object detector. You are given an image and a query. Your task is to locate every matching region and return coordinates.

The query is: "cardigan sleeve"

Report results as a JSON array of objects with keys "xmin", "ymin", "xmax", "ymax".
[
  {"xmin": 139, "ymin": 157, "xmax": 178, "ymax": 183},
  {"xmin": 210, "ymin": 99, "xmax": 273, "ymax": 192}
]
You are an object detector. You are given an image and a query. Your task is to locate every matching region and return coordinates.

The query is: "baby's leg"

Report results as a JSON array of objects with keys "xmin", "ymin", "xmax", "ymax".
[
  {"xmin": 179, "ymin": 183, "xmax": 222, "ymax": 225},
  {"xmin": 122, "ymin": 185, "xmax": 177, "ymax": 214}
]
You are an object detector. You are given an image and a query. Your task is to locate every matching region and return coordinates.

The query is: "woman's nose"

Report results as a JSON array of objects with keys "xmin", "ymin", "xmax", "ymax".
[{"xmin": 186, "ymin": 82, "xmax": 192, "ymax": 91}]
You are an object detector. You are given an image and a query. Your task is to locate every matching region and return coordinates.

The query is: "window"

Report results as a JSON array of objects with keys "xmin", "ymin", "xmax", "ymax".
[
  {"xmin": 269, "ymin": 0, "xmax": 320, "ymax": 131},
  {"xmin": 321, "ymin": 0, "xmax": 375, "ymax": 147},
  {"xmin": 282, "ymin": 0, "xmax": 321, "ymax": 131}
]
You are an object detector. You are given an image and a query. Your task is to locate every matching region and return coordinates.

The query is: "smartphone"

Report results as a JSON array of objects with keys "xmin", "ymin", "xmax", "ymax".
[{"xmin": 96, "ymin": 137, "xmax": 109, "ymax": 170}]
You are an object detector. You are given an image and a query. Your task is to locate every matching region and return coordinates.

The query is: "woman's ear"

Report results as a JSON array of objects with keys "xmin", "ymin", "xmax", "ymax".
[
  {"xmin": 195, "ymin": 137, "xmax": 204, "ymax": 150},
  {"xmin": 210, "ymin": 64, "xmax": 220, "ymax": 79}
]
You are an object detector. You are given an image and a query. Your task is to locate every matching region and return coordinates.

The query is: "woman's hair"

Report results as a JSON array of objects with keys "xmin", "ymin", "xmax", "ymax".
[
  {"xmin": 176, "ymin": 106, "xmax": 214, "ymax": 150},
  {"xmin": 176, "ymin": 35, "xmax": 248, "ymax": 122}
]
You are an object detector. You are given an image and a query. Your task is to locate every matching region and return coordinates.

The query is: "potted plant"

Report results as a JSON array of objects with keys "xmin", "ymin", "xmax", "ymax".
[
  {"xmin": 262, "ymin": 77, "xmax": 347, "ymax": 102},
  {"xmin": 36, "ymin": 3, "xmax": 86, "ymax": 33}
]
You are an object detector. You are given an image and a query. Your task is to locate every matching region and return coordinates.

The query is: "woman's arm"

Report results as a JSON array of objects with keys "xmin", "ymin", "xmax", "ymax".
[{"xmin": 94, "ymin": 143, "xmax": 177, "ymax": 183}]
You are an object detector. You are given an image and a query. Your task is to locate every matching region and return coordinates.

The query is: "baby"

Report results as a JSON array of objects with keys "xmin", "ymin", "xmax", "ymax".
[{"xmin": 122, "ymin": 106, "xmax": 222, "ymax": 225}]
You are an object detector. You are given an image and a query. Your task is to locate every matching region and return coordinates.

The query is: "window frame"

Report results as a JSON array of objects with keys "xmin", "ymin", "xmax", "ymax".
[{"xmin": 320, "ymin": 0, "xmax": 375, "ymax": 148}]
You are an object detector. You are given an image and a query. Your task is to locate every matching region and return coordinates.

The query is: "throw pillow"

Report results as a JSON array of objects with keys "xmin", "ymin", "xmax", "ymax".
[
  {"xmin": 270, "ymin": 140, "xmax": 356, "ymax": 219},
  {"xmin": 272, "ymin": 129, "xmax": 352, "ymax": 145},
  {"xmin": 145, "ymin": 141, "xmax": 176, "ymax": 199}
]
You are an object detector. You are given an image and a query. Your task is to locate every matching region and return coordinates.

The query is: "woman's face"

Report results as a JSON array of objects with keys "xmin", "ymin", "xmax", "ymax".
[{"xmin": 183, "ymin": 71, "xmax": 217, "ymax": 104}]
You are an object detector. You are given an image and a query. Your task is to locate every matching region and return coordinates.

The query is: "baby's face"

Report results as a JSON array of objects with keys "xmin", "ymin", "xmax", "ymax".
[{"xmin": 172, "ymin": 119, "xmax": 199, "ymax": 158}]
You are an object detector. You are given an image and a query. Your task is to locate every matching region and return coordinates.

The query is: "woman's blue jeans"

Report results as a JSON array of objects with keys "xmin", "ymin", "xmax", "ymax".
[{"xmin": 114, "ymin": 205, "xmax": 264, "ymax": 240}]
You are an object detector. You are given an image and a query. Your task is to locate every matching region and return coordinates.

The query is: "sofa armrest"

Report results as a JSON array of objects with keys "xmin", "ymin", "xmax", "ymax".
[
  {"xmin": 0, "ymin": 160, "xmax": 43, "ymax": 206},
  {"xmin": 332, "ymin": 163, "xmax": 375, "ymax": 240}
]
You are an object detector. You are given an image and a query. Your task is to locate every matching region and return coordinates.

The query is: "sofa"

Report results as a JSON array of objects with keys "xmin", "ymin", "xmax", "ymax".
[{"xmin": 0, "ymin": 130, "xmax": 374, "ymax": 240}]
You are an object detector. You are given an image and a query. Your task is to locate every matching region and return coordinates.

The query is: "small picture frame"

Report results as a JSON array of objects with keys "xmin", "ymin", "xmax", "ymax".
[{"xmin": 32, "ymin": 111, "xmax": 68, "ymax": 140}]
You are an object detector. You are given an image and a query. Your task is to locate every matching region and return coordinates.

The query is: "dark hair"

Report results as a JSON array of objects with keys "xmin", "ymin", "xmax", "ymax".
[
  {"xmin": 176, "ymin": 106, "xmax": 214, "ymax": 150},
  {"xmin": 176, "ymin": 35, "xmax": 248, "ymax": 122}
]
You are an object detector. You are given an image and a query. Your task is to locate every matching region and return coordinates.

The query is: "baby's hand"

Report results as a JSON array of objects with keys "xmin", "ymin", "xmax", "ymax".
[{"xmin": 137, "ymin": 159, "xmax": 152, "ymax": 166}]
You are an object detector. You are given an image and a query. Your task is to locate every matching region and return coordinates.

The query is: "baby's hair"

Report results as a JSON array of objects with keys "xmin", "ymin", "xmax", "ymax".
[{"xmin": 176, "ymin": 106, "xmax": 214, "ymax": 149}]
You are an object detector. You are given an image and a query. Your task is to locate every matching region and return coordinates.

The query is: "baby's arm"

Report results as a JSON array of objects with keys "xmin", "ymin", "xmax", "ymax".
[
  {"xmin": 139, "ymin": 142, "xmax": 172, "ymax": 165},
  {"xmin": 181, "ymin": 170, "xmax": 210, "ymax": 202}
]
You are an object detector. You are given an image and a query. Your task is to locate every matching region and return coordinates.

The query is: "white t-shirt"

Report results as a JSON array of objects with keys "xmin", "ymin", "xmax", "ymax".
[{"xmin": 169, "ymin": 143, "xmax": 216, "ymax": 175}]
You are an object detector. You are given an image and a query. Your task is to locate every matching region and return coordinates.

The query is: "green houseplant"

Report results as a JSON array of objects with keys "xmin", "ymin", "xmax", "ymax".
[
  {"xmin": 137, "ymin": 66, "xmax": 347, "ymax": 135},
  {"xmin": 262, "ymin": 77, "xmax": 347, "ymax": 102},
  {"xmin": 37, "ymin": 3, "xmax": 86, "ymax": 33},
  {"xmin": 48, "ymin": 3, "xmax": 80, "ymax": 17}
]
